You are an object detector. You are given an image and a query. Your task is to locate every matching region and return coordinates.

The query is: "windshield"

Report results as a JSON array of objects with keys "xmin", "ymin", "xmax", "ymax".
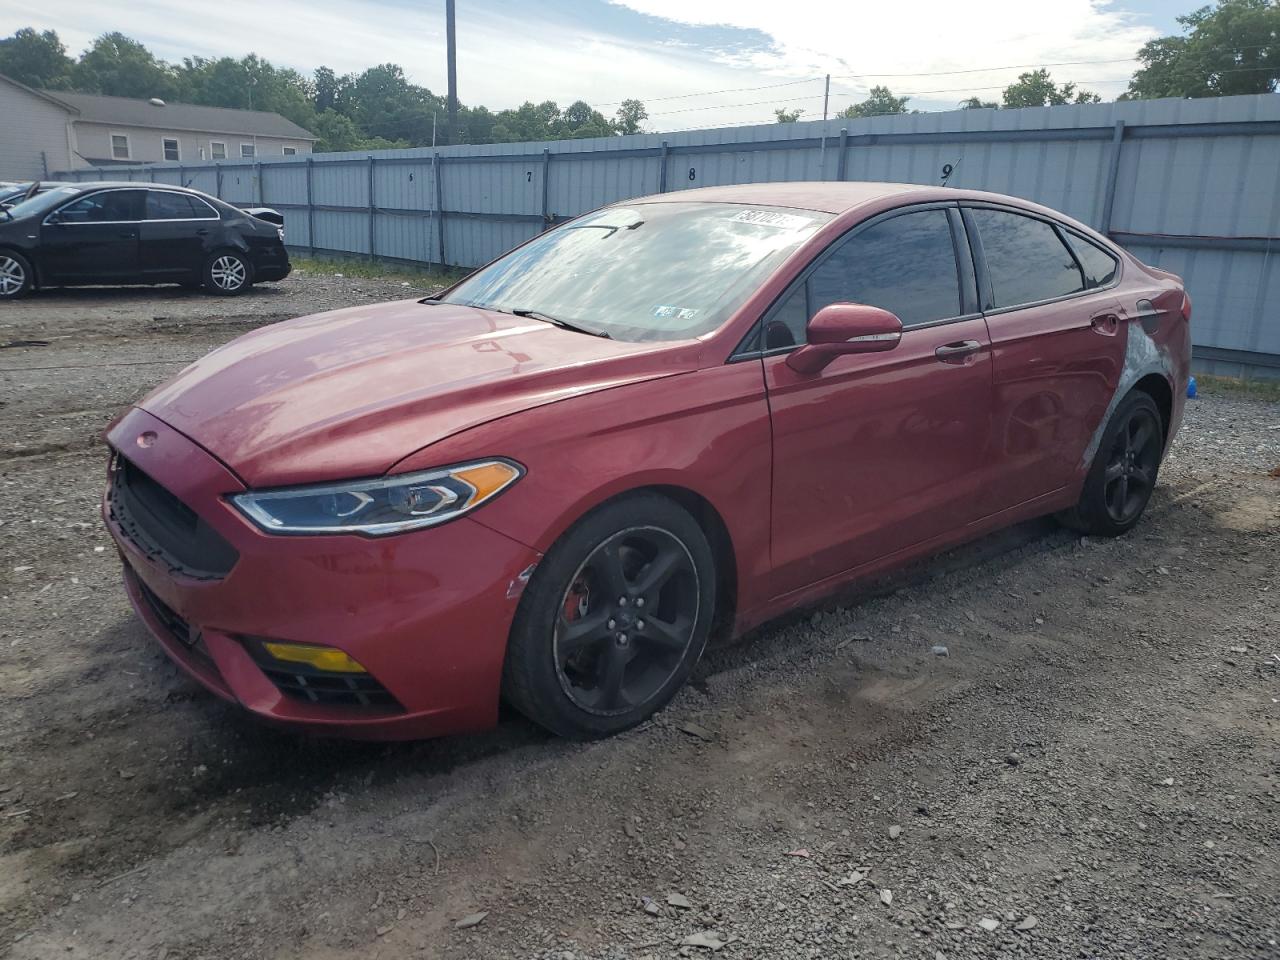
[
  {"xmin": 441, "ymin": 202, "xmax": 831, "ymax": 341},
  {"xmin": 5, "ymin": 186, "xmax": 81, "ymax": 220}
]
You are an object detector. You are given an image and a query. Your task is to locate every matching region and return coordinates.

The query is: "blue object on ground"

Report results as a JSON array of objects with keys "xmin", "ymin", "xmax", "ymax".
[{"xmin": 1187, "ymin": 376, "xmax": 1198, "ymax": 399}]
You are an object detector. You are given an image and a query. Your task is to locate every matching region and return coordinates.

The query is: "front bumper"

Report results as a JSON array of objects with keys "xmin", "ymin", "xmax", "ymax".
[{"xmin": 103, "ymin": 407, "xmax": 540, "ymax": 740}]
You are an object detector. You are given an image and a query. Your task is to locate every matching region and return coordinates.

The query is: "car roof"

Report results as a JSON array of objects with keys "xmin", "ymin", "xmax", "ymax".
[{"xmin": 621, "ymin": 180, "xmax": 1051, "ymax": 216}]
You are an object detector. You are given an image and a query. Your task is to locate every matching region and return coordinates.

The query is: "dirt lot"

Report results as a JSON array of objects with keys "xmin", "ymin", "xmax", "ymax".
[{"xmin": 1, "ymin": 271, "xmax": 1277, "ymax": 960}]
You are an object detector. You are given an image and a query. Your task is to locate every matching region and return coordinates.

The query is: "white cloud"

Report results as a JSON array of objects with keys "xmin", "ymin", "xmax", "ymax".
[
  {"xmin": 2, "ymin": 0, "xmax": 1158, "ymax": 128},
  {"xmin": 610, "ymin": 0, "xmax": 1156, "ymax": 109}
]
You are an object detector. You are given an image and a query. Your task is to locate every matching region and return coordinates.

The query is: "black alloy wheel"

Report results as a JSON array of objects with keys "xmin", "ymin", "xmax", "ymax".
[
  {"xmin": 503, "ymin": 493, "xmax": 716, "ymax": 739},
  {"xmin": 554, "ymin": 526, "xmax": 700, "ymax": 716},
  {"xmin": 1101, "ymin": 404, "xmax": 1162, "ymax": 524},
  {"xmin": 1059, "ymin": 389, "xmax": 1165, "ymax": 537}
]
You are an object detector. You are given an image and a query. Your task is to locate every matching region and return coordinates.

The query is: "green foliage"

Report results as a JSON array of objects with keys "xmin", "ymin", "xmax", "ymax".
[
  {"xmin": 72, "ymin": 32, "xmax": 181, "ymax": 100},
  {"xmin": 0, "ymin": 27, "xmax": 649, "ymax": 152},
  {"xmin": 959, "ymin": 96, "xmax": 999, "ymax": 110},
  {"xmin": 0, "ymin": 28, "xmax": 74, "ymax": 89},
  {"xmin": 1001, "ymin": 69, "xmax": 1101, "ymax": 107},
  {"xmin": 773, "ymin": 107, "xmax": 805, "ymax": 123},
  {"xmin": 836, "ymin": 86, "xmax": 911, "ymax": 119},
  {"xmin": 614, "ymin": 98, "xmax": 648, "ymax": 135},
  {"xmin": 1128, "ymin": 0, "xmax": 1280, "ymax": 98}
]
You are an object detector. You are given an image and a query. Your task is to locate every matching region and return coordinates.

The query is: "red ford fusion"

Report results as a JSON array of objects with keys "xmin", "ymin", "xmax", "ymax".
[{"xmin": 103, "ymin": 182, "xmax": 1190, "ymax": 740}]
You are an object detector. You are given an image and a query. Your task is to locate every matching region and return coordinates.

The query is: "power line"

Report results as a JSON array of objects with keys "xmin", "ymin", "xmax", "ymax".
[
  {"xmin": 829, "ymin": 57, "xmax": 1140, "ymax": 80},
  {"xmin": 593, "ymin": 76, "xmax": 822, "ymax": 108},
  {"xmin": 648, "ymin": 94, "xmax": 827, "ymax": 118}
]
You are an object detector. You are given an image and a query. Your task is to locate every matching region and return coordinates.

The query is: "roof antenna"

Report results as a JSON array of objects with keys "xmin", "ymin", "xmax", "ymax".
[{"xmin": 941, "ymin": 157, "xmax": 961, "ymax": 187}]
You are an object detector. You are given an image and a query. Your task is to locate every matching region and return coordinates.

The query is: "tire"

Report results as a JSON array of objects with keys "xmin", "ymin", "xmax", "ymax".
[
  {"xmin": 0, "ymin": 251, "xmax": 34, "ymax": 300},
  {"xmin": 502, "ymin": 493, "xmax": 716, "ymax": 739},
  {"xmin": 202, "ymin": 251, "xmax": 252, "ymax": 296},
  {"xmin": 1059, "ymin": 390, "xmax": 1165, "ymax": 537}
]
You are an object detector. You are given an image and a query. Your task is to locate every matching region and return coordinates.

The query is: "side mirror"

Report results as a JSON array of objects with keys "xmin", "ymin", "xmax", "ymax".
[{"xmin": 785, "ymin": 302, "xmax": 903, "ymax": 374}]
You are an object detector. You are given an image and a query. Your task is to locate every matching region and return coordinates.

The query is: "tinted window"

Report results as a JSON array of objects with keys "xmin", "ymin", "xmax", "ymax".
[
  {"xmin": 147, "ymin": 191, "xmax": 201, "ymax": 220},
  {"xmin": 55, "ymin": 190, "xmax": 145, "ymax": 223},
  {"xmin": 972, "ymin": 209, "xmax": 1083, "ymax": 308},
  {"xmin": 1065, "ymin": 232, "xmax": 1118, "ymax": 289},
  {"xmin": 798, "ymin": 209, "xmax": 960, "ymax": 337}
]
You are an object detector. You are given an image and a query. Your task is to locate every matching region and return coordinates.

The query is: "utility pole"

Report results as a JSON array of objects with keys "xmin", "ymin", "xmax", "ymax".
[
  {"xmin": 446, "ymin": 0, "xmax": 458, "ymax": 144},
  {"xmin": 819, "ymin": 74, "xmax": 831, "ymax": 175}
]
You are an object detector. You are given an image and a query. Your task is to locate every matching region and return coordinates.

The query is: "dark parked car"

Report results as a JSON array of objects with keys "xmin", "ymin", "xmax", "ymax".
[
  {"xmin": 102, "ymin": 182, "xmax": 1191, "ymax": 742},
  {"xmin": 0, "ymin": 182, "xmax": 290, "ymax": 298},
  {"xmin": 0, "ymin": 180, "xmax": 77, "ymax": 209}
]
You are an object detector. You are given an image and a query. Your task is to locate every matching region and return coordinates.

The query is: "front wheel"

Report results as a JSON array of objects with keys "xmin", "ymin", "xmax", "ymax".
[
  {"xmin": 502, "ymin": 493, "xmax": 716, "ymax": 739},
  {"xmin": 1059, "ymin": 390, "xmax": 1165, "ymax": 537},
  {"xmin": 203, "ymin": 251, "xmax": 252, "ymax": 296},
  {"xmin": 0, "ymin": 251, "xmax": 34, "ymax": 300}
]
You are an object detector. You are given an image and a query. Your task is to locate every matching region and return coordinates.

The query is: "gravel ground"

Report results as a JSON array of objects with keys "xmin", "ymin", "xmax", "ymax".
[{"xmin": 0, "ymin": 276, "xmax": 1277, "ymax": 960}]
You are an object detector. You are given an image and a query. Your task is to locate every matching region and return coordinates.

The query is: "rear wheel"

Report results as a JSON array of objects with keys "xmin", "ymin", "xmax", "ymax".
[
  {"xmin": 503, "ymin": 494, "xmax": 716, "ymax": 739},
  {"xmin": 0, "ymin": 251, "xmax": 33, "ymax": 300},
  {"xmin": 203, "ymin": 251, "xmax": 252, "ymax": 295},
  {"xmin": 1059, "ymin": 390, "xmax": 1164, "ymax": 537}
]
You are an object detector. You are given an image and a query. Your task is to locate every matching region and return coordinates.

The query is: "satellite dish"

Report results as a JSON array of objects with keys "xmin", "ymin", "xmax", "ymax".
[{"xmin": 149, "ymin": 98, "xmax": 166, "ymax": 107}]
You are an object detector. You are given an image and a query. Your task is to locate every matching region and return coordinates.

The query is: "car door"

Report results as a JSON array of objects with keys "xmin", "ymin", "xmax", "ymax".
[
  {"xmin": 962, "ymin": 205, "xmax": 1126, "ymax": 514},
  {"xmin": 760, "ymin": 205, "xmax": 995, "ymax": 598},
  {"xmin": 140, "ymin": 190, "xmax": 220, "ymax": 280},
  {"xmin": 40, "ymin": 189, "xmax": 144, "ymax": 282}
]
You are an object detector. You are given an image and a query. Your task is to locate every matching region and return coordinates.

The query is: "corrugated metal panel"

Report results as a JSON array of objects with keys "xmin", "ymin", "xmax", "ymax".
[{"xmin": 51, "ymin": 93, "xmax": 1280, "ymax": 374}]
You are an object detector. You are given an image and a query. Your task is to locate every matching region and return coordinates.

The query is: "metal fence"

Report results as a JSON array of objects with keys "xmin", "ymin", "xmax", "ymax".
[{"xmin": 57, "ymin": 94, "xmax": 1280, "ymax": 378}]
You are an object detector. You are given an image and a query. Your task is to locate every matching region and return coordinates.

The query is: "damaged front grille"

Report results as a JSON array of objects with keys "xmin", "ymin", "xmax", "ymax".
[{"xmin": 109, "ymin": 453, "xmax": 239, "ymax": 580}]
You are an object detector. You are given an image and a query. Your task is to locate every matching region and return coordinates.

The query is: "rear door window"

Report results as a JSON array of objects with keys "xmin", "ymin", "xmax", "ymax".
[
  {"xmin": 970, "ymin": 208, "xmax": 1084, "ymax": 308},
  {"xmin": 56, "ymin": 190, "xmax": 145, "ymax": 223},
  {"xmin": 146, "ymin": 191, "xmax": 201, "ymax": 220}
]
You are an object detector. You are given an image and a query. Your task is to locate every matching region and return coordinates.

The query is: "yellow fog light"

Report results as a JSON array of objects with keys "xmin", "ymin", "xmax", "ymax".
[{"xmin": 263, "ymin": 641, "xmax": 368, "ymax": 674}]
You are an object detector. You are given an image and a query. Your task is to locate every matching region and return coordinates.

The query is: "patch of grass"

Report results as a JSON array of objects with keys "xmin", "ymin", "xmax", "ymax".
[
  {"xmin": 291, "ymin": 256, "xmax": 467, "ymax": 291},
  {"xmin": 1196, "ymin": 374, "xmax": 1280, "ymax": 403}
]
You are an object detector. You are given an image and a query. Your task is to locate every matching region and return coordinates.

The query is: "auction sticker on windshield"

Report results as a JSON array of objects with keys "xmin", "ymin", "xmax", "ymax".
[{"xmin": 730, "ymin": 209, "xmax": 815, "ymax": 230}]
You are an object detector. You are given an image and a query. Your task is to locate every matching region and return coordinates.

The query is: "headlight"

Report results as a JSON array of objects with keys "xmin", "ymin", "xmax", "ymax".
[{"xmin": 230, "ymin": 459, "xmax": 522, "ymax": 536}]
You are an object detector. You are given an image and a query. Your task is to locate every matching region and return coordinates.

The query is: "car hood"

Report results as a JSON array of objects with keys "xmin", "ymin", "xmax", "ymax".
[{"xmin": 138, "ymin": 299, "xmax": 700, "ymax": 488}]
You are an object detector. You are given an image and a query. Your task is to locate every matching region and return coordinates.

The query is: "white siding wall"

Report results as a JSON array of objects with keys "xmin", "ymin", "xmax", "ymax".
[
  {"xmin": 72, "ymin": 122, "xmax": 312, "ymax": 166},
  {"xmin": 0, "ymin": 80, "xmax": 71, "ymax": 180}
]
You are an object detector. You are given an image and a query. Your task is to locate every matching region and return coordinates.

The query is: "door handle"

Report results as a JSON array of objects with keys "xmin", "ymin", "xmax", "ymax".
[
  {"xmin": 195, "ymin": 229, "xmax": 209, "ymax": 236},
  {"xmin": 1090, "ymin": 313, "xmax": 1120, "ymax": 336},
  {"xmin": 934, "ymin": 340, "xmax": 983, "ymax": 363},
  {"xmin": 119, "ymin": 231, "xmax": 137, "ymax": 239}
]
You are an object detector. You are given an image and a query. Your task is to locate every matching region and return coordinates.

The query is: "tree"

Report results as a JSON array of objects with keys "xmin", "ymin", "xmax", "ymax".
[
  {"xmin": 959, "ymin": 96, "xmax": 999, "ymax": 109},
  {"xmin": 310, "ymin": 108, "xmax": 405, "ymax": 152},
  {"xmin": 0, "ymin": 28, "xmax": 73, "ymax": 89},
  {"xmin": 773, "ymin": 107, "xmax": 805, "ymax": 123},
  {"xmin": 836, "ymin": 86, "xmax": 911, "ymax": 119},
  {"xmin": 1002, "ymin": 69, "xmax": 1101, "ymax": 107},
  {"xmin": 72, "ymin": 32, "xmax": 181, "ymax": 99},
  {"xmin": 614, "ymin": 98, "xmax": 648, "ymax": 135},
  {"xmin": 1129, "ymin": 0, "xmax": 1280, "ymax": 99}
]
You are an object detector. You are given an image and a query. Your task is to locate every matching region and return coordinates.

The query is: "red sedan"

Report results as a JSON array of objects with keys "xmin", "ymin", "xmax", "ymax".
[{"xmin": 103, "ymin": 182, "xmax": 1190, "ymax": 740}]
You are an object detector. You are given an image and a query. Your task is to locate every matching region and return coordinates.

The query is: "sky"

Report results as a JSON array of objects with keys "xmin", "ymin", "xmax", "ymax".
[{"xmin": 1, "ymin": 0, "xmax": 1195, "ymax": 129}]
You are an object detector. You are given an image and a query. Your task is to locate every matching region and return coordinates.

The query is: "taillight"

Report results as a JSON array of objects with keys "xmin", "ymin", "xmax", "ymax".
[{"xmin": 1180, "ymin": 292, "xmax": 1192, "ymax": 323}]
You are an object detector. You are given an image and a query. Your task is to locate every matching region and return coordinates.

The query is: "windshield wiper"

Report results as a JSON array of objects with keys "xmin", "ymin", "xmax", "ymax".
[{"xmin": 511, "ymin": 308, "xmax": 611, "ymax": 339}]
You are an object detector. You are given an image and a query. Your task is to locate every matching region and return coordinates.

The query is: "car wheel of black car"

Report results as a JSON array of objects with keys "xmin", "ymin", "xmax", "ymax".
[
  {"xmin": 503, "ymin": 493, "xmax": 716, "ymax": 739},
  {"xmin": 203, "ymin": 251, "xmax": 252, "ymax": 296},
  {"xmin": 1059, "ymin": 389, "xmax": 1165, "ymax": 538},
  {"xmin": 0, "ymin": 251, "xmax": 33, "ymax": 299}
]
